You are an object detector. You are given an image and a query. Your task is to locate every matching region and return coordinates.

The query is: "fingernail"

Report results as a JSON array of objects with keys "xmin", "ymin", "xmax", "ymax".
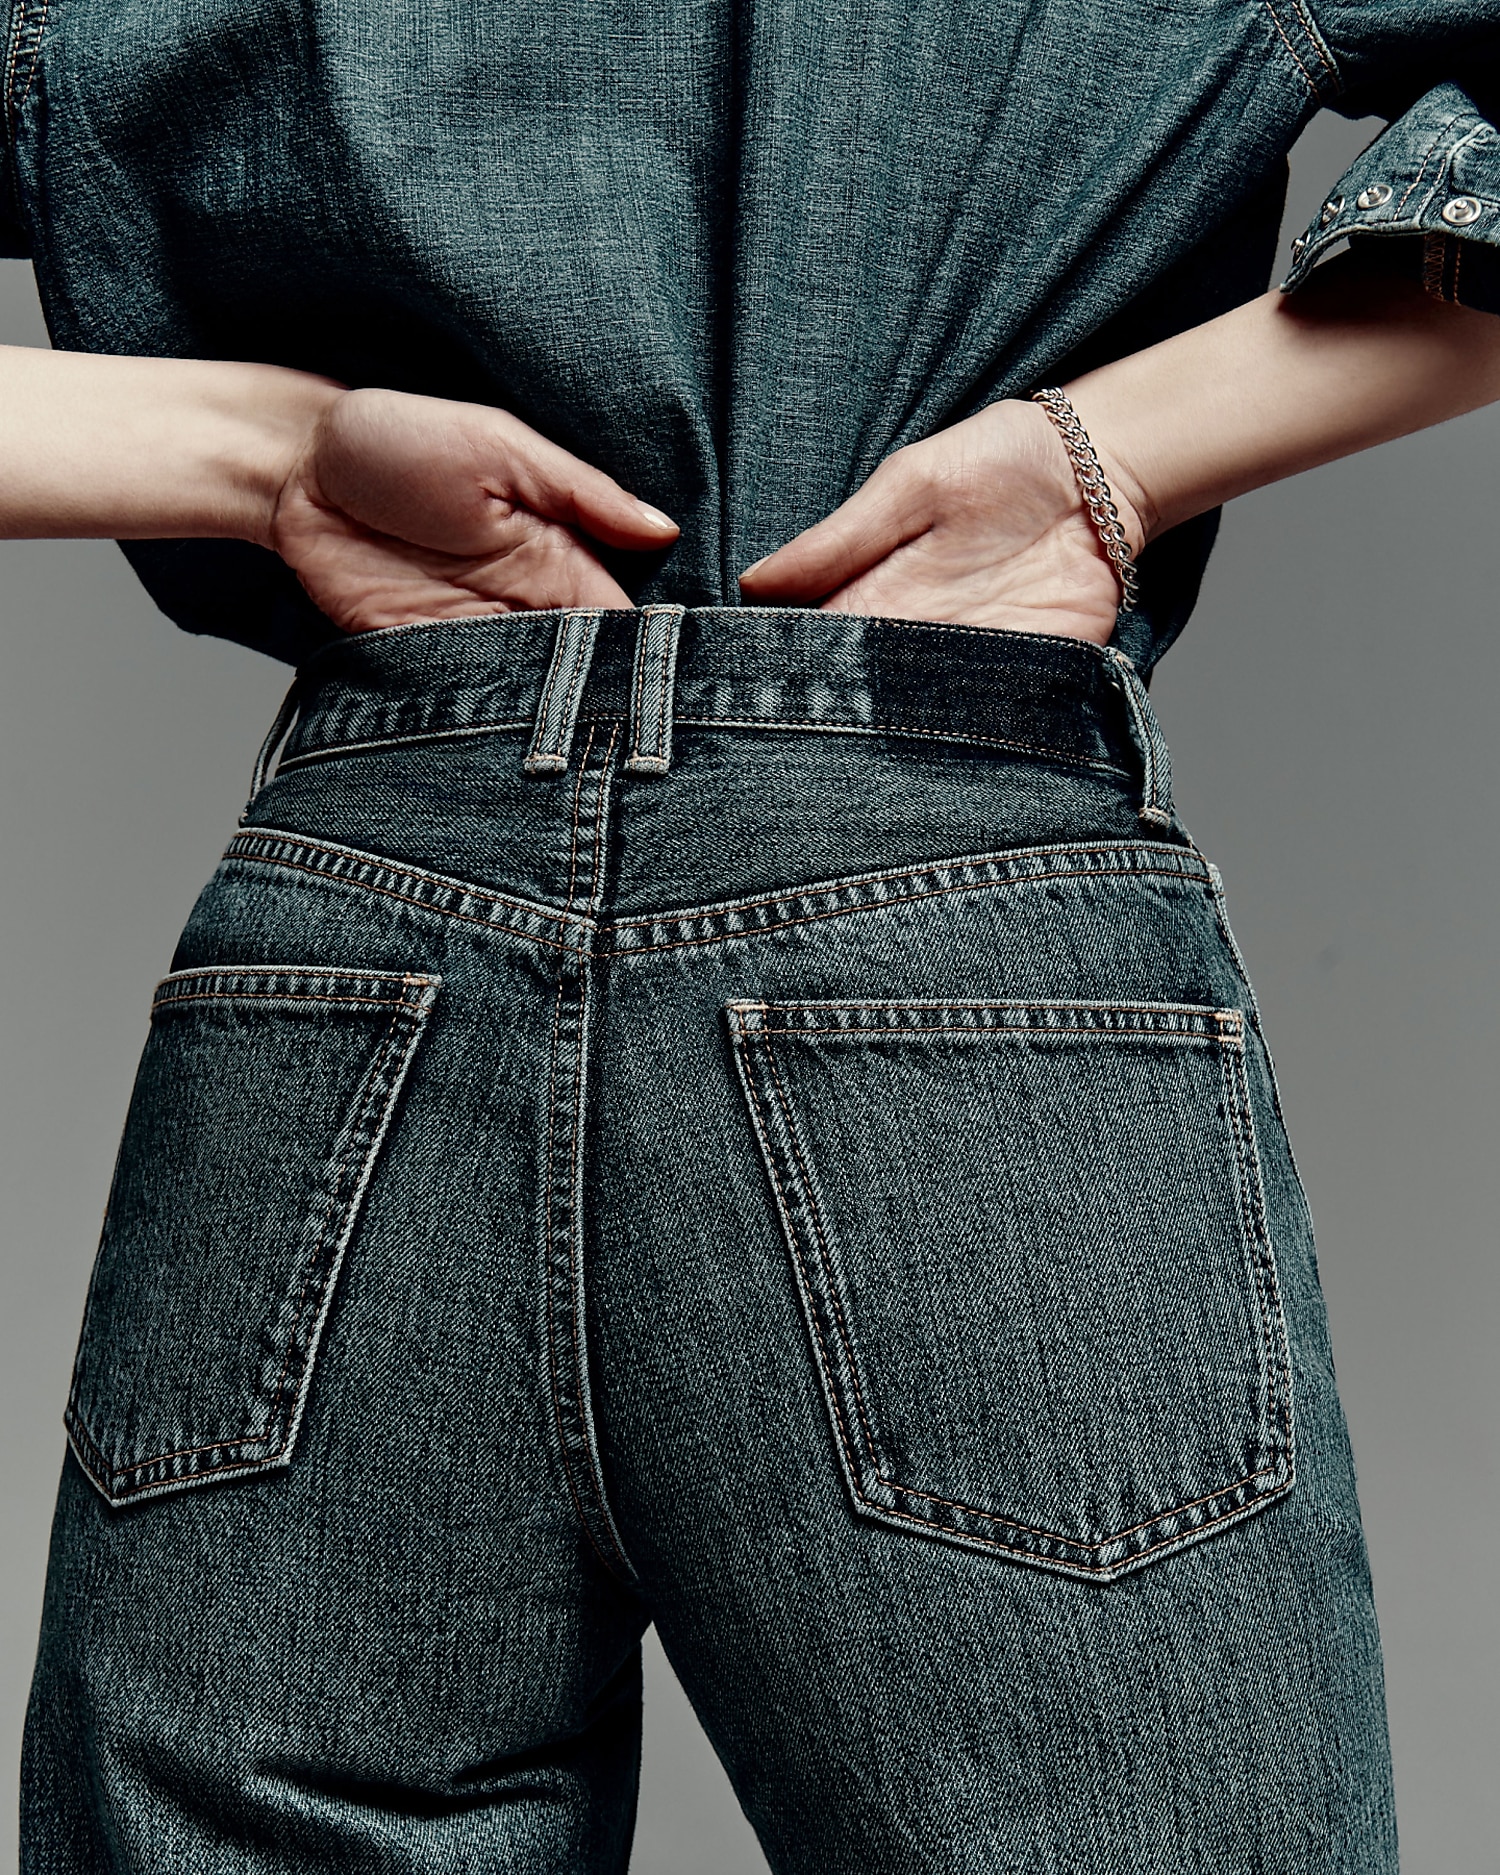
[
  {"xmin": 741, "ymin": 555, "xmax": 770, "ymax": 577},
  {"xmin": 634, "ymin": 500, "xmax": 676, "ymax": 530}
]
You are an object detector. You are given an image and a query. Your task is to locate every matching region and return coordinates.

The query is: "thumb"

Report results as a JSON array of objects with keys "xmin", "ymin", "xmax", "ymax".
[
  {"xmin": 496, "ymin": 421, "xmax": 679, "ymax": 551},
  {"xmin": 738, "ymin": 457, "xmax": 927, "ymax": 602}
]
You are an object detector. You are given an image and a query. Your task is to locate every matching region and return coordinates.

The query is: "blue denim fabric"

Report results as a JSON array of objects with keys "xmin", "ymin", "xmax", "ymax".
[
  {"xmin": 25, "ymin": 612, "xmax": 1395, "ymax": 1870},
  {"xmin": 0, "ymin": 1, "xmax": 1495, "ymax": 668}
]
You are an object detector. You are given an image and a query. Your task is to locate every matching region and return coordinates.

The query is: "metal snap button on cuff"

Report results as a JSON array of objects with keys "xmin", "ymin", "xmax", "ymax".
[
  {"xmin": 1441, "ymin": 195, "xmax": 1483, "ymax": 227},
  {"xmin": 1319, "ymin": 195, "xmax": 1344, "ymax": 226},
  {"xmin": 1290, "ymin": 233, "xmax": 1309, "ymax": 259},
  {"xmin": 1355, "ymin": 183, "xmax": 1393, "ymax": 210}
]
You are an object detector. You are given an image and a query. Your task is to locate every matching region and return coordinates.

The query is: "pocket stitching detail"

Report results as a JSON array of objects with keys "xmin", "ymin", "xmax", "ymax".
[
  {"xmin": 732, "ymin": 1000, "xmax": 1296, "ymax": 1578},
  {"xmin": 65, "ymin": 970, "xmax": 439, "ymax": 1504}
]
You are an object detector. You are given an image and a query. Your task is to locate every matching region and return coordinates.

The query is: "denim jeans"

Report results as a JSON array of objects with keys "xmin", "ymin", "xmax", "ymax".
[{"xmin": 24, "ymin": 608, "xmax": 1396, "ymax": 1872}]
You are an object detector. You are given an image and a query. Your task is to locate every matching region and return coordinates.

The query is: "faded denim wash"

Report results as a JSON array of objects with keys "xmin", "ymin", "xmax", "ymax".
[
  {"xmin": 0, "ymin": 1, "xmax": 1497, "ymax": 668},
  {"xmin": 25, "ymin": 609, "xmax": 1396, "ymax": 1871}
]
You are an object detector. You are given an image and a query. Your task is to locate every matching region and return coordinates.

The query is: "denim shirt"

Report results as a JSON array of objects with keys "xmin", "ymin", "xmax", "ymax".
[{"xmin": 0, "ymin": 0, "xmax": 1496, "ymax": 670}]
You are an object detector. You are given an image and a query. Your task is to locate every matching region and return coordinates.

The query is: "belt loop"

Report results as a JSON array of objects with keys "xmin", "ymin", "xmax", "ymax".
[
  {"xmin": 624, "ymin": 604, "xmax": 686, "ymax": 775},
  {"xmin": 1102, "ymin": 646, "xmax": 1174, "ymax": 829},
  {"xmin": 525, "ymin": 609, "xmax": 602, "ymax": 776},
  {"xmin": 239, "ymin": 677, "xmax": 302, "ymax": 825}
]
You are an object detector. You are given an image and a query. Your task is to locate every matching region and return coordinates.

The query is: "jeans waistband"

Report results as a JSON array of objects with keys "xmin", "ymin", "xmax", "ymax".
[{"xmin": 251, "ymin": 606, "xmax": 1172, "ymax": 826}]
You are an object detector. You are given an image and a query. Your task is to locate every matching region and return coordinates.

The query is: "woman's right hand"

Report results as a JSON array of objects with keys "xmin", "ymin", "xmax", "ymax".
[
  {"xmin": 268, "ymin": 386, "xmax": 679, "ymax": 632},
  {"xmin": 737, "ymin": 398, "xmax": 1139, "ymax": 643}
]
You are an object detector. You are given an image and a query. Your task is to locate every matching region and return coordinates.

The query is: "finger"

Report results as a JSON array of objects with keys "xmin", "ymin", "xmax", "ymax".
[
  {"xmin": 277, "ymin": 482, "xmax": 636, "ymax": 632},
  {"xmin": 737, "ymin": 458, "xmax": 928, "ymax": 601},
  {"xmin": 481, "ymin": 410, "xmax": 679, "ymax": 550}
]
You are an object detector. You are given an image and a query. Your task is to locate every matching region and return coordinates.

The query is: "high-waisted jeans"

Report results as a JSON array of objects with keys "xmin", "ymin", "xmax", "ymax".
[{"xmin": 23, "ymin": 608, "xmax": 1396, "ymax": 1872}]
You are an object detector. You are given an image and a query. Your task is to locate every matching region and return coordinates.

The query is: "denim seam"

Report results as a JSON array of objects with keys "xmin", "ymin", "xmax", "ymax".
[
  {"xmin": 564, "ymin": 724, "xmax": 598, "ymax": 916},
  {"xmin": 71, "ymin": 998, "xmax": 416, "ymax": 1476},
  {"xmin": 229, "ymin": 851, "xmax": 584, "ymax": 953},
  {"xmin": 278, "ymin": 715, "xmax": 1130, "ymax": 780},
  {"xmin": 749, "ymin": 1024, "xmax": 1234, "ymax": 1040},
  {"xmin": 762, "ymin": 1046, "xmax": 886, "ymax": 1473},
  {"xmin": 256, "ymin": 1002, "xmax": 415, "ymax": 1443},
  {"xmin": 152, "ymin": 989, "xmax": 415, "ymax": 1011},
  {"xmin": 735, "ymin": 1048, "xmax": 872, "ymax": 1483},
  {"xmin": 739, "ymin": 999, "xmax": 1236, "ymax": 1022},
  {"xmin": 276, "ymin": 722, "xmax": 533, "ymax": 773},
  {"xmin": 612, "ymin": 840, "xmax": 1206, "ymax": 940},
  {"xmin": 229, "ymin": 830, "xmax": 1210, "ymax": 969},
  {"xmin": 615, "ymin": 862, "xmax": 1208, "ymax": 959},
  {"xmin": 671, "ymin": 715, "xmax": 1129, "ymax": 775},
  {"xmin": 541, "ymin": 727, "xmax": 636, "ymax": 1583},
  {"xmin": 318, "ymin": 603, "xmax": 1119, "ymax": 662},
  {"xmin": 68, "ymin": 977, "xmax": 437, "ymax": 1497},
  {"xmin": 226, "ymin": 829, "xmax": 591, "ymax": 953},
  {"xmin": 541, "ymin": 975, "xmax": 617, "ymax": 1578},
  {"xmin": 738, "ymin": 1010, "xmax": 1294, "ymax": 1571},
  {"xmin": 1, "ymin": 3, "xmax": 19, "ymax": 140},
  {"xmin": 1222, "ymin": 1041, "xmax": 1298, "ymax": 1477},
  {"xmin": 756, "ymin": 1020, "xmax": 1286, "ymax": 1545},
  {"xmin": 5, "ymin": 0, "xmax": 47, "ymax": 142},
  {"xmin": 3, "ymin": 0, "xmax": 29, "ymax": 151},
  {"xmin": 157, "ymin": 966, "xmax": 432, "ymax": 994},
  {"xmin": 1260, "ymin": 1, "xmax": 1320, "ymax": 99},
  {"xmin": 1260, "ymin": 0, "xmax": 1339, "ymax": 99},
  {"xmin": 1284, "ymin": 0, "xmax": 1338, "ymax": 84},
  {"xmin": 1396, "ymin": 119, "xmax": 1454, "ymax": 220},
  {"xmin": 583, "ymin": 726, "xmax": 618, "ymax": 921},
  {"xmin": 1201, "ymin": 859, "xmax": 1310, "ymax": 1193},
  {"xmin": 568, "ymin": 730, "xmax": 635, "ymax": 1571},
  {"xmin": 650, "ymin": 616, "xmax": 672, "ymax": 762}
]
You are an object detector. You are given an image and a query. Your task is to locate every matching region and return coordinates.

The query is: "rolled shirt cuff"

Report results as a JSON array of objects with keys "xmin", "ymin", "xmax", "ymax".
[{"xmin": 1279, "ymin": 82, "xmax": 1500, "ymax": 315}]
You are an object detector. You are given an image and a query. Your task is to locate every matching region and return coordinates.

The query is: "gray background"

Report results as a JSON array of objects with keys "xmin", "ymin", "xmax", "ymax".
[{"xmin": 3, "ymin": 113, "xmax": 1495, "ymax": 1871}]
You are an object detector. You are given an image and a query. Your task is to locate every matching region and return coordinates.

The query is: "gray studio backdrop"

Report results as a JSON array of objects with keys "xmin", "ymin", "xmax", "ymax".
[{"xmin": 3, "ymin": 112, "xmax": 1496, "ymax": 1873}]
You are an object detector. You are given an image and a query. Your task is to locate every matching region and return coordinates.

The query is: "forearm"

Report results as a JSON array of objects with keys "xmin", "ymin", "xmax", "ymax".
[
  {"xmin": 1069, "ymin": 258, "xmax": 1500, "ymax": 547},
  {"xmin": 0, "ymin": 346, "xmax": 341, "ymax": 545}
]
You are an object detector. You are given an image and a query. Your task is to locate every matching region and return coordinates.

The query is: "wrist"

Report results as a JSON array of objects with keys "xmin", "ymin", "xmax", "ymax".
[
  {"xmin": 1020, "ymin": 391, "xmax": 1150, "ymax": 612},
  {"xmin": 216, "ymin": 367, "xmax": 345, "ymax": 548},
  {"xmin": 1049, "ymin": 386, "xmax": 1155, "ymax": 553}
]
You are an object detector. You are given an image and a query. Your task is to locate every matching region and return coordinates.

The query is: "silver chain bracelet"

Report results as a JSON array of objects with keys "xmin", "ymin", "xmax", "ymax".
[{"xmin": 1030, "ymin": 387, "xmax": 1141, "ymax": 613}]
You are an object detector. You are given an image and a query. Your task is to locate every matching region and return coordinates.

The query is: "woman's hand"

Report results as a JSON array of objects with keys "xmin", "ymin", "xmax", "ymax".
[
  {"xmin": 269, "ymin": 386, "xmax": 679, "ymax": 632},
  {"xmin": 0, "ymin": 349, "xmax": 680, "ymax": 631},
  {"xmin": 738, "ymin": 398, "xmax": 1143, "ymax": 643},
  {"xmin": 742, "ymin": 265, "xmax": 1500, "ymax": 644}
]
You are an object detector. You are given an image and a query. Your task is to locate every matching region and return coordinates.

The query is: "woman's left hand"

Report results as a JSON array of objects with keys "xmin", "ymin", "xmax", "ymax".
[
  {"xmin": 737, "ymin": 398, "xmax": 1143, "ymax": 643},
  {"xmin": 269, "ymin": 386, "xmax": 680, "ymax": 632}
]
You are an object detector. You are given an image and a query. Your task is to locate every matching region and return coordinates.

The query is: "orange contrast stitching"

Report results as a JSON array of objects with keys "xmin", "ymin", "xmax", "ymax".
[
  {"xmin": 617, "ymin": 863, "xmax": 1203, "ymax": 958},
  {"xmin": 229, "ymin": 830, "xmax": 585, "ymax": 937},
  {"xmin": 1261, "ymin": 0, "xmax": 1318, "ymax": 95},
  {"xmin": 761, "ymin": 1046, "xmax": 885, "ymax": 1473},
  {"xmin": 564, "ymin": 723, "xmax": 597, "ymax": 914},
  {"xmin": 227, "ymin": 850, "xmax": 580, "ymax": 954},
  {"xmin": 737, "ymin": 1054, "xmax": 868, "ymax": 1478},
  {"xmin": 673, "ymin": 714, "xmax": 1128, "ymax": 774},
  {"xmin": 91, "ymin": 995, "xmax": 427, "ymax": 1486},
  {"xmin": 737, "ymin": 1014, "xmax": 1290, "ymax": 1569},
  {"xmin": 612, "ymin": 842, "xmax": 1202, "ymax": 935}
]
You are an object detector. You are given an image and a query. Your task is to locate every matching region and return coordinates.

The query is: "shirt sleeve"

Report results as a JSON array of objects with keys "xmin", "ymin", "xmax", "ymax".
[{"xmin": 1281, "ymin": 78, "xmax": 1500, "ymax": 315}]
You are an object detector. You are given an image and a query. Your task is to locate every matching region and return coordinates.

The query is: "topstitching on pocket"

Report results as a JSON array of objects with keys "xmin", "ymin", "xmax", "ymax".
[
  {"xmin": 729, "ymin": 997, "xmax": 1295, "ymax": 1582},
  {"xmin": 65, "ymin": 966, "xmax": 439, "ymax": 1507}
]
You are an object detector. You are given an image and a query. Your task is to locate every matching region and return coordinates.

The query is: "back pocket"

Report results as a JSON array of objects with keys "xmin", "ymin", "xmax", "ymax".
[
  {"xmin": 729, "ymin": 998, "xmax": 1294, "ymax": 1581},
  {"xmin": 66, "ymin": 966, "xmax": 440, "ymax": 1507}
]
